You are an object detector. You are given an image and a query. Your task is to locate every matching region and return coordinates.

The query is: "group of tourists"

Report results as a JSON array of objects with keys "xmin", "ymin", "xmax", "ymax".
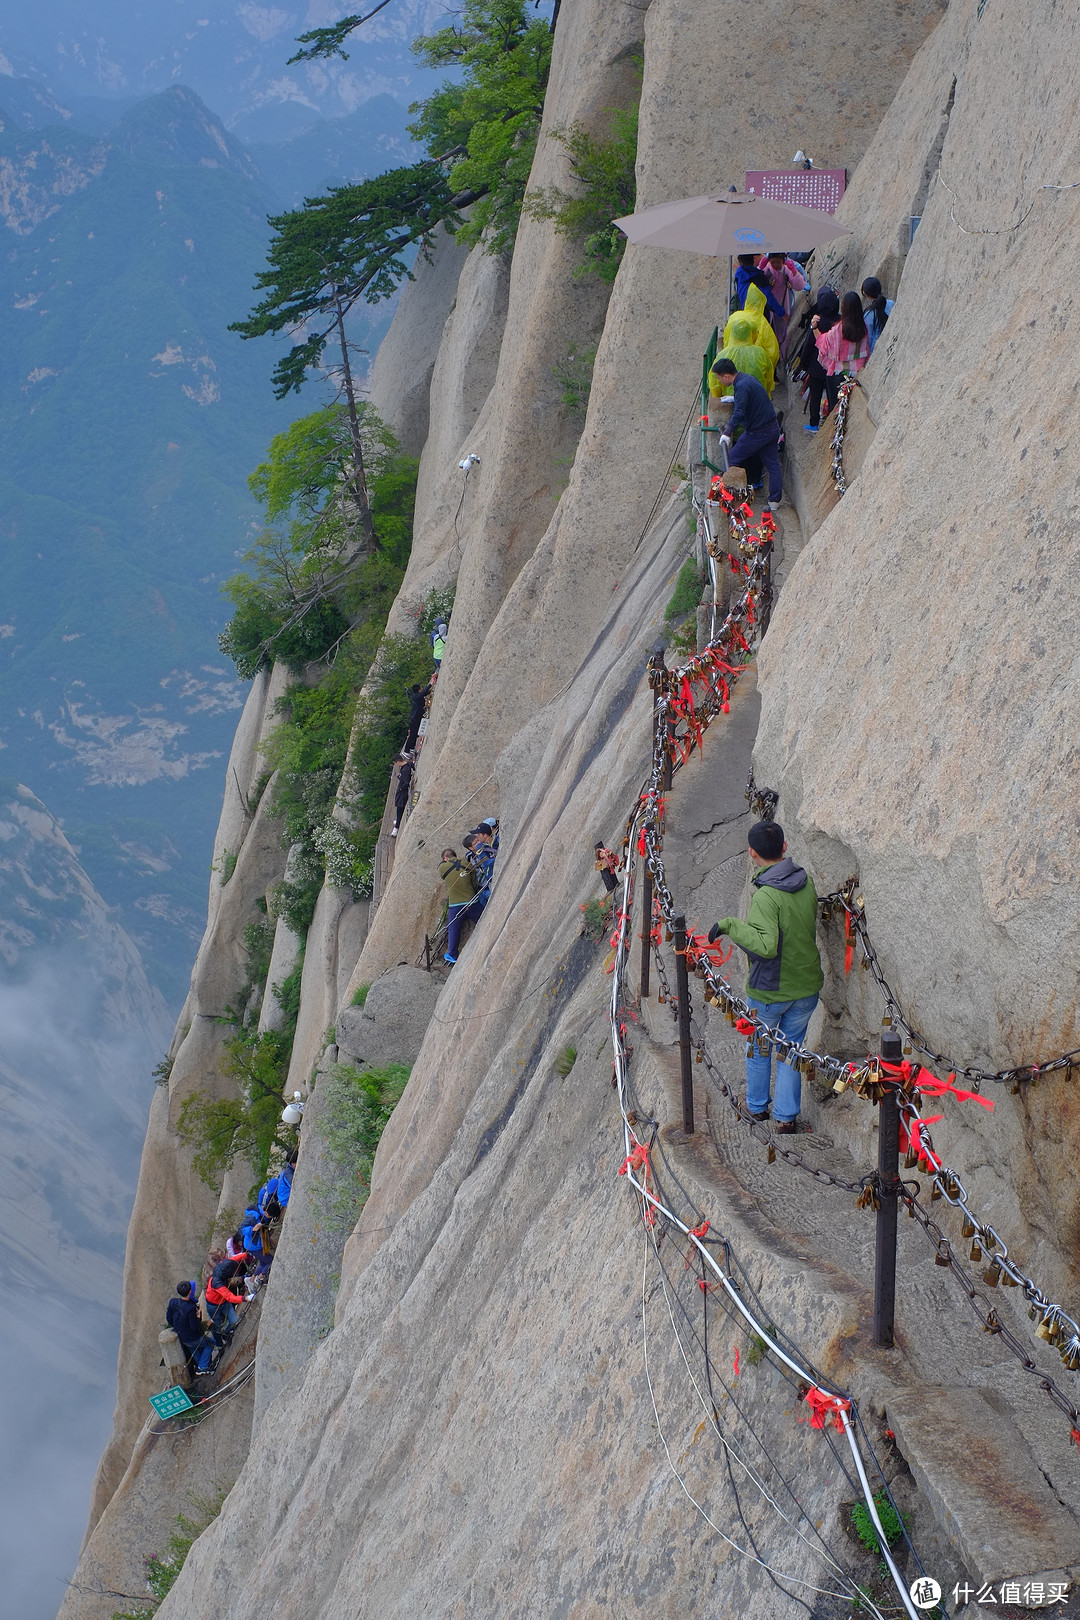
[
  {"xmin": 798, "ymin": 275, "xmax": 892, "ymax": 431},
  {"xmin": 163, "ymin": 1153, "xmax": 296, "ymax": 1380},
  {"xmin": 439, "ymin": 817, "xmax": 499, "ymax": 965},
  {"xmin": 706, "ymin": 251, "xmax": 895, "ymax": 503}
]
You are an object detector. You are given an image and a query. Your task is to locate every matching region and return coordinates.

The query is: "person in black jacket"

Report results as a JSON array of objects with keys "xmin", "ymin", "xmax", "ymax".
[
  {"xmin": 403, "ymin": 683, "xmax": 430, "ymax": 753},
  {"xmin": 799, "ymin": 287, "xmax": 840, "ymax": 431},
  {"xmin": 165, "ymin": 1281, "xmax": 215, "ymax": 1375},
  {"xmin": 391, "ymin": 751, "xmax": 415, "ymax": 838},
  {"xmin": 714, "ymin": 360, "xmax": 783, "ymax": 510}
]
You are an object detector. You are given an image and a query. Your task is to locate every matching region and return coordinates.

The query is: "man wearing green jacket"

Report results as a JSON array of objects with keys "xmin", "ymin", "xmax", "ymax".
[{"xmin": 708, "ymin": 821, "xmax": 823, "ymax": 1133}]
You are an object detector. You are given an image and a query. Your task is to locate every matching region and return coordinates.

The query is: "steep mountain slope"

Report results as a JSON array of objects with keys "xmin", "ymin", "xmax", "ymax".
[{"xmin": 56, "ymin": 0, "xmax": 992, "ymax": 1617}]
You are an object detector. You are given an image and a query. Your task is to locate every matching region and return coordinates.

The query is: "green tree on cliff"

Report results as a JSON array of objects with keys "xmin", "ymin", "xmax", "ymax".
[
  {"xmin": 408, "ymin": 0, "xmax": 555, "ymax": 252},
  {"xmin": 229, "ymin": 165, "xmax": 453, "ymax": 551}
]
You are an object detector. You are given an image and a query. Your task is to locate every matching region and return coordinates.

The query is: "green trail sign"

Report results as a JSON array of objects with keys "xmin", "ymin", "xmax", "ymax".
[{"xmin": 149, "ymin": 1385, "xmax": 194, "ymax": 1420}]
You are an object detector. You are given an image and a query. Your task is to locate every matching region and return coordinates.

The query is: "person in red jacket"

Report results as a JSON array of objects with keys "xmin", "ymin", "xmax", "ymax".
[{"xmin": 205, "ymin": 1256, "xmax": 250, "ymax": 1344}]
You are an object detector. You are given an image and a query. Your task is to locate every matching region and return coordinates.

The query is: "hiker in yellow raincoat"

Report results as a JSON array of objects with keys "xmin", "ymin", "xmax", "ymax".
[
  {"xmin": 709, "ymin": 312, "xmax": 773, "ymax": 399},
  {"xmin": 722, "ymin": 283, "xmax": 780, "ymax": 392}
]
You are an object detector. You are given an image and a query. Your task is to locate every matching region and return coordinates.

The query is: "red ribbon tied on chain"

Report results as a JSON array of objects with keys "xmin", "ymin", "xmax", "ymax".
[
  {"xmin": 843, "ymin": 910, "xmax": 855, "ymax": 976},
  {"xmin": 898, "ymin": 1113, "xmax": 944, "ymax": 1167},
  {"xmin": 734, "ymin": 1016, "xmax": 758, "ymax": 1037},
  {"xmin": 618, "ymin": 1142, "xmax": 649, "ymax": 1179},
  {"xmin": 686, "ymin": 929, "xmax": 733, "ymax": 970},
  {"xmin": 880, "ymin": 1060, "xmax": 995, "ymax": 1112},
  {"xmin": 803, "ymin": 1386, "xmax": 851, "ymax": 1431}
]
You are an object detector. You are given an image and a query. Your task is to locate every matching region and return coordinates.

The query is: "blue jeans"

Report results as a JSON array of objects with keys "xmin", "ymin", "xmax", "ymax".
[
  {"xmin": 744, "ymin": 993, "xmax": 819, "ymax": 1122},
  {"xmin": 184, "ymin": 1336, "xmax": 214, "ymax": 1373},
  {"xmin": 208, "ymin": 1301, "xmax": 237, "ymax": 1344},
  {"xmin": 446, "ymin": 893, "xmax": 487, "ymax": 959}
]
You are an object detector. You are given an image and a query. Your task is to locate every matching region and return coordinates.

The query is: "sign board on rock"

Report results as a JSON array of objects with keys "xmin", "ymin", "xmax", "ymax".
[
  {"xmin": 149, "ymin": 1385, "xmax": 194, "ymax": 1420},
  {"xmin": 745, "ymin": 168, "xmax": 846, "ymax": 214}
]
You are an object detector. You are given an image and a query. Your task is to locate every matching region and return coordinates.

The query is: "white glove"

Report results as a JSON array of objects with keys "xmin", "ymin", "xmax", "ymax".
[{"xmin": 719, "ymin": 434, "xmax": 731, "ymax": 450}]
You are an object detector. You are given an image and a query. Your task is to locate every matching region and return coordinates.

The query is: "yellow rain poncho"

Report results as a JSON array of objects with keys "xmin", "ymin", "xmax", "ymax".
[
  {"xmin": 723, "ymin": 284, "xmax": 780, "ymax": 389},
  {"xmin": 710, "ymin": 313, "xmax": 773, "ymax": 398}
]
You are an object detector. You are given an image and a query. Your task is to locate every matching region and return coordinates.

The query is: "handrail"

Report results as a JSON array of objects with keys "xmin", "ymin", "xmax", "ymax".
[{"xmin": 699, "ymin": 326, "xmax": 723, "ymax": 474}]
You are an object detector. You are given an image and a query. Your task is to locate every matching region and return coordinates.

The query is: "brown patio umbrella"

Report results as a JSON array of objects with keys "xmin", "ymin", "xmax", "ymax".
[{"xmin": 614, "ymin": 190, "xmax": 849, "ymax": 256}]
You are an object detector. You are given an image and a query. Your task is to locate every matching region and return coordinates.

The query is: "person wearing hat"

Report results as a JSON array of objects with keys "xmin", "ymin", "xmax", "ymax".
[{"xmin": 708, "ymin": 821, "xmax": 823, "ymax": 1132}]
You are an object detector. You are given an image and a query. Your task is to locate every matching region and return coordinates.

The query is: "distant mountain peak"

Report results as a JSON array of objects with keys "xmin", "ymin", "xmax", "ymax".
[{"xmin": 112, "ymin": 85, "xmax": 260, "ymax": 181}]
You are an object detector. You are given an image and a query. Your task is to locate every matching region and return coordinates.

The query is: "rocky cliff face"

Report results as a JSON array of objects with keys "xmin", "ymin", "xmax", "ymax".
[{"xmin": 66, "ymin": 1, "xmax": 1080, "ymax": 1616}]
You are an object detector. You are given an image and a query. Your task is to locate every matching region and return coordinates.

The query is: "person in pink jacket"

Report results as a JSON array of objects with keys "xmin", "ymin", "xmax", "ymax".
[
  {"xmin": 811, "ymin": 291, "xmax": 869, "ymax": 420},
  {"xmin": 758, "ymin": 251, "xmax": 807, "ymax": 356}
]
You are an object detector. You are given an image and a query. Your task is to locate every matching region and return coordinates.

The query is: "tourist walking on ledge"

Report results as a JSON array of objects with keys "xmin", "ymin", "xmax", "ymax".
[
  {"xmin": 439, "ymin": 848, "xmax": 486, "ymax": 964},
  {"xmin": 714, "ymin": 359, "xmax": 783, "ymax": 511},
  {"xmin": 708, "ymin": 821, "xmax": 823, "ymax": 1132}
]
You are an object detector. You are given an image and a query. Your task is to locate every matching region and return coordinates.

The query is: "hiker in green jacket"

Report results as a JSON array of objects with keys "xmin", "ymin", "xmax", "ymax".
[
  {"xmin": 708, "ymin": 820, "xmax": 823, "ymax": 1133},
  {"xmin": 440, "ymin": 848, "xmax": 487, "ymax": 965}
]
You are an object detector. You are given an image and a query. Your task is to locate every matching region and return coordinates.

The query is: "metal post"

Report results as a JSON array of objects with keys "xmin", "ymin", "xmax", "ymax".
[
  {"xmin": 673, "ymin": 914, "xmax": 695, "ymax": 1134},
  {"xmin": 873, "ymin": 1028, "xmax": 902, "ymax": 1347},
  {"xmin": 640, "ymin": 862, "xmax": 653, "ymax": 1000}
]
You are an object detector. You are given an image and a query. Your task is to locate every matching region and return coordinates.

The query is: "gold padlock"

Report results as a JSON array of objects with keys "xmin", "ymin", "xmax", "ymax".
[
  {"xmin": 962, "ymin": 1218, "xmax": 976, "ymax": 1239},
  {"xmin": 983, "ymin": 1262, "xmax": 1000, "ymax": 1288},
  {"xmin": 970, "ymin": 1240, "xmax": 982, "ymax": 1262}
]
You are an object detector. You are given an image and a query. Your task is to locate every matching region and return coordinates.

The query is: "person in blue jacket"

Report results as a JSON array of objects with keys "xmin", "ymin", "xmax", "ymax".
[
  {"xmin": 241, "ymin": 1206, "xmax": 273, "ymax": 1278},
  {"xmin": 713, "ymin": 358, "xmax": 783, "ymax": 510},
  {"xmin": 165, "ymin": 1281, "xmax": 215, "ymax": 1374},
  {"xmin": 734, "ymin": 254, "xmax": 786, "ymax": 322}
]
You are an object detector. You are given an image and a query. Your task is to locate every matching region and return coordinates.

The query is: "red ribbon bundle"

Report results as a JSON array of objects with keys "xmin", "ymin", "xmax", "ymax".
[{"xmin": 804, "ymin": 1386, "xmax": 851, "ymax": 1431}]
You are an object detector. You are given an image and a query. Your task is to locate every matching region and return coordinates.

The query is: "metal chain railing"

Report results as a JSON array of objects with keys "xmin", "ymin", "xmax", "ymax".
[
  {"xmin": 897, "ymin": 1175, "xmax": 1080, "ymax": 1426},
  {"xmin": 830, "ymin": 376, "xmax": 858, "ymax": 496},
  {"xmin": 821, "ymin": 877, "xmax": 1080, "ymax": 1091},
  {"xmin": 617, "ymin": 482, "xmax": 1080, "ymax": 1429}
]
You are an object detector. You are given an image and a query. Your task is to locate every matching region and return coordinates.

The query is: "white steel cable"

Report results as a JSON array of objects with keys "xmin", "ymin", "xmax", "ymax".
[
  {"xmin": 649, "ymin": 1233, "xmax": 879, "ymax": 1601},
  {"xmin": 609, "ymin": 812, "xmax": 930, "ymax": 1620},
  {"xmin": 639, "ymin": 1227, "xmax": 889, "ymax": 1614}
]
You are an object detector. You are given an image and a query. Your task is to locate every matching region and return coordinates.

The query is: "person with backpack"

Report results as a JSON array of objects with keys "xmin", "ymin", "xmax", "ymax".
[
  {"xmin": 240, "ymin": 1205, "xmax": 273, "ymax": 1278},
  {"xmin": 860, "ymin": 276, "xmax": 894, "ymax": 353},
  {"xmin": 431, "ymin": 621, "xmax": 448, "ymax": 669},
  {"xmin": 709, "ymin": 311, "xmax": 774, "ymax": 397},
  {"xmin": 798, "ymin": 288, "xmax": 840, "ymax": 431},
  {"xmin": 205, "ymin": 1257, "xmax": 251, "ymax": 1344},
  {"xmin": 440, "ymin": 847, "xmax": 487, "ymax": 964},
  {"xmin": 165, "ymin": 1281, "xmax": 215, "ymax": 1375},
  {"xmin": 811, "ymin": 291, "xmax": 869, "ymax": 421}
]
